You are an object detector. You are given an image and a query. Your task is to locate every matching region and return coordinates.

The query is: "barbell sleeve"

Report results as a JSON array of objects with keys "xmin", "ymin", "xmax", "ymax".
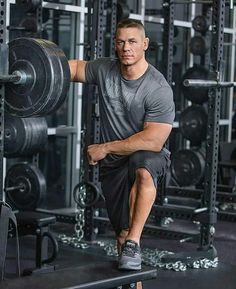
[
  {"xmin": 183, "ymin": 79, "xmax": 236, "ymax": 88},
  {"xmin": 5, "ymin": 184, "xmax": 25, "ymax": 192},
  {"xmin": 0, "ymin": 70, "xmax": 28, "ymax": 85}
]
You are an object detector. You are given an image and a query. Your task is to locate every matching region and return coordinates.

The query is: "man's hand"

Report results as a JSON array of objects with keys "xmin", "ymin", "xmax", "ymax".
[{"xmin": 87, "ymin": 144, "xmax": 108, "ymax": 165}]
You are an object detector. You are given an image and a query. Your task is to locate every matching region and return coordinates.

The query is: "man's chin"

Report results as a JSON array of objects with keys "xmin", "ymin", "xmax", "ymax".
[{"xmin": 121, "ymin": 60, "xmax": 134, "ymax": 66}]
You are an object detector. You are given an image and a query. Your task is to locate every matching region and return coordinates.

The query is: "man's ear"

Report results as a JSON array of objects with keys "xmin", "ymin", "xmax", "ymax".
[{"xmin": 144, "ymin": 37, "xmax": 149, "ymax": 51}]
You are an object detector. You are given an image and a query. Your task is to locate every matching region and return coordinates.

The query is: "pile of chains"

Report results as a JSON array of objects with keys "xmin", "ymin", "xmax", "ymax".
[
  {"xmin": 219, "ymin": 202, "xmax": 236, "ymax": 211},
  {"xmin": 95, "ymin": 241, "xmax": 219, "ymax": 272}
]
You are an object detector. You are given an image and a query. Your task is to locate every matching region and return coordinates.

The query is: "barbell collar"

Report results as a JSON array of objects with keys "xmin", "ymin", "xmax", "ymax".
[{"xmin": 183, "ymin": 79, "xmax": 236, "ymax": 88}]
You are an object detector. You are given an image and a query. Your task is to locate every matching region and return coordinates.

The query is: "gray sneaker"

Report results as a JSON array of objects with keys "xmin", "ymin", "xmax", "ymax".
[{"xmin": 118, "ymin": 240, "xmax": 141, "ymax": 271}]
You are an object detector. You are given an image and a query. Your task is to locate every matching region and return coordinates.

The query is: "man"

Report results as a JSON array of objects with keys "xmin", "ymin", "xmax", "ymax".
[{"xmin": 69, "ymin": 18, "xmax": 175, "ymax": 273}]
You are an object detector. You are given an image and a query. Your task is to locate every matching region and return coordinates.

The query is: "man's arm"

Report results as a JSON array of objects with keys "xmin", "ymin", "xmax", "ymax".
[
  {"xmin": 69, "ymin": 60, "xmax": 88, "ymax": 83},
  {"xmin": 87, "ymin": 122, "xmax": 172, "ymax": 165}
]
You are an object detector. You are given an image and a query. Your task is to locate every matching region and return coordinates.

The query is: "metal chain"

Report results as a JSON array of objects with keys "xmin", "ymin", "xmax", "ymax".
[
  {"xmin": 96, "ymin": 241, "xmax": 218, "ymax": 272},
  {"xmin": 57, "ymin": 146, "xmax": 89, "ymax": 249},
  {"xmin": 57, "ymin": 205, "xmax": 89, "ymax": 249}
]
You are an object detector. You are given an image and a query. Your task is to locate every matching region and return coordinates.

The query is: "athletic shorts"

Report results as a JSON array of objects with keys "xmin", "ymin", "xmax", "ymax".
[{"xmin": 100, "ymin": 148, "xmax": 171, "ymax": 235}]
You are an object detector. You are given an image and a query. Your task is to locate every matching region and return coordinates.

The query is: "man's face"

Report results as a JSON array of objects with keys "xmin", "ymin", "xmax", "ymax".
[{"xmin": 115, "ymin": 27, "xmax": 149, "ymax": 66}]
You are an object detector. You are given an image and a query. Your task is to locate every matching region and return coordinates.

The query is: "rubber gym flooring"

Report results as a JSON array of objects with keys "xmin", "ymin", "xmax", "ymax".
[{"xmin": 4, "ymin": 218, "xmax": 236, "ymax": 289}]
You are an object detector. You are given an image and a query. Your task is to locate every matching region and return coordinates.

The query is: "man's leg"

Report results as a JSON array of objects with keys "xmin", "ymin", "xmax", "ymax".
[
  {"xmin": 126, "ymin": 168, "xmax": 157, "ymax": 244},
  {"xmin": 118, "ymin": 168, "xmax": 156, "ymax": 289}
]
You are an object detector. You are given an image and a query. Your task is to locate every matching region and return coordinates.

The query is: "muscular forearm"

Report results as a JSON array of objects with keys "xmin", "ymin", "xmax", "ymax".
[
  {"xmin": 104, "ymin": 130, "xmax": 163, "ymax": 156},
  {"xmin": 87, "ymin": 122, "xmax": 172, "ymax": 164}
]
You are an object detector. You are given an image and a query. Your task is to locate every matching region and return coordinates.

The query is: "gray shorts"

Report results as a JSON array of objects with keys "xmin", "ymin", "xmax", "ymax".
[{"xmin": 100, "ymin": 149, "xmax": 171, "ymax": 235}]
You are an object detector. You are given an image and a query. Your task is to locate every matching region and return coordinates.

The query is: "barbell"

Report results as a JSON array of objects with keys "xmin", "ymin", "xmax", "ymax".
[
  {"xmin": 181, "ymin": 65, "xmax": 209, "ymax": 104},
  {"xmin": 183, "ymin": 79, "xmax": 236, "ymax": 88},
  {"xmin": 1, "ymin": 37, "xmax": 70, "ymax": 117}
]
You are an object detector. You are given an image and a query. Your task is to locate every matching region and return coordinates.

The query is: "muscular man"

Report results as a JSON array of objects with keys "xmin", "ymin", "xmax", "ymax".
[{"xmin": 69, "ymin": 18, "xmax": 175, "ymax": 273}]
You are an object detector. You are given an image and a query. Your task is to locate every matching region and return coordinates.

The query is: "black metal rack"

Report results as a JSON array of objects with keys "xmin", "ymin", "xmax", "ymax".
[{"xmin": 0, "ymin": 0, "xmax": 8, "ymax": 201}]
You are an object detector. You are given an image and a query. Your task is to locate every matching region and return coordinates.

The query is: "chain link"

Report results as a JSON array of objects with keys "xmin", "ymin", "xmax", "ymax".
[{"xmin": 96, "ymin": 241, "xmax": 218, "ymax": 272}]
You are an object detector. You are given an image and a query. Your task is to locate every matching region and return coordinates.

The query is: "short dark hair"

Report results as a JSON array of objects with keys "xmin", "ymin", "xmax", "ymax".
[{"xmin": 116, "ymin": 18, "xmax": 146, "ymax": 35}]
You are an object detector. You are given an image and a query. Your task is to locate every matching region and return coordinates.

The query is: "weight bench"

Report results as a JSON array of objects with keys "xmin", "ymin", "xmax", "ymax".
[
  {"xmin": 14, "ymin": 211, "xmax": 58, "ymax": 274},
  {"xmin": 0, "ymin": 260, "xmax": 157, "ymax": 289}
]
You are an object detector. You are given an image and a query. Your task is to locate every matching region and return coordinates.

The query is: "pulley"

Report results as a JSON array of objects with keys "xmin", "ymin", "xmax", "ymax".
[
  {"xmin": 73, "ymin": 182, "xmax": 100, "ymax": 208},
  {"xmin": 179, "ymin": 105, "xmax": 207, "ymax": 144},
  {"xmin": 4, "ymin": 115, "xmax": 48, "ymax": 157},
  {"xmin": 192, "ymin": 15, "xmax": 209, "ymax": 33},
  {"xmin": 182, "ymin": 65, "xmax": 209, "ymax": 104},
  {"xmin": 171, "ymin": 148, "xmax": 205, "ymax": 187},
  {"xmin": 2, "ymin": 37, "xmax": 70, "ymax": 117},
  {"xmin": 5, "ymin": 163, "xmax": 46, "ymax": 210},
  {"xmin": 189, "ymin": 35, "xmax": 209, "ymax": 56}
]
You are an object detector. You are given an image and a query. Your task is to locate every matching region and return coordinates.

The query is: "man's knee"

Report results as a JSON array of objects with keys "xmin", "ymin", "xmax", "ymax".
[{"xmin": 135, "ymin": 168, "xmax": 153, "ymax": 185}]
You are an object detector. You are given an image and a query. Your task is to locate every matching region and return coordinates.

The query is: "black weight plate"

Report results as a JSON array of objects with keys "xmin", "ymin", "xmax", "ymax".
[
  {"xmin": 5, "ymin": 163, "xmax": 46, "ymax": 210},
  {"xmin": 171, "ymin": 149, "xmax": 205, "ymax": 187},
  {"xmin": 4, "ymin": 114, "xmax": 26, "ymax": 156},
  {"xmin": 179, "ymin": 105, "xmax": 208, "ymax": 144},
  {"xmin": 73, "ymin": 181, "xmax": 100, "ymax": 208},
  {"xmin": 189, "ymin": 35, "xmax": 208, "ymax": 56},
  {"xmin": 49, "ymin": 42, "xmax": 70, "ymax": 113},
  {"xmin": 117, "ymin": 2, "xmax": 130, "ymax": 21},
  {"xmin": 192, "ymin": 15, "xmax": 209, "ymax": 33},
  {"xmin": 16, "ymin": 0, "xmax": 41, "ymax": 13},
  {"xmin": 20, "ymin": 117, "xmax": 48, "ymax": 155},
  {"xmin": 38, "ymin": 39, "xmax": 70, "ymax": 115},
  {"xmin": 5, "ymin": 38, "xmax": 56, "ymax": 117},
  {"xmin": 182, "ymin": 65, "xmax": 209, "ymax": 104},
  {"xmin": 31, "ymin": 39, "xmax": 66, "ymax": 116},
  {"xmin": 19, "ymin": 16, "xmax": 38, "ymax": 33}
]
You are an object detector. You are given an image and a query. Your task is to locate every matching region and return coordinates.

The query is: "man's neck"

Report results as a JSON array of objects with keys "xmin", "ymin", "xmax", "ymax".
[{"xmin": 120, "ymin": 60, "xmax": 149, "ymax": 80}]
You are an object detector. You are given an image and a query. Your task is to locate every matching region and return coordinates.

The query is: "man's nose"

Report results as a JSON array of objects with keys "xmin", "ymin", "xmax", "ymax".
[{"xmin": 123, "ymin": 41, "xmax": 130, "ymax": 50}]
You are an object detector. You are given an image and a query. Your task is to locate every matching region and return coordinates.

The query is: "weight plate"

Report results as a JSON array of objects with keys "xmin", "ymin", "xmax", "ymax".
[
  {"xmin": 5, "ymin": 163, "xmax": 46, "ymax": 210},
  {"xmin": 192, "ymin": 15, "xmax": 209, "ymax": 33},
  {"xmin": 4, "ymin": 115, "xmax": 47, "ymax": 156},
  {"xmin": 182, "ymin": 65, "xmax": 209, "ymax": 104},
  {"xmin": 73, "ymin": 181, "xmax": 100, "ymax": 208},
  {"xmin": 4, "ymin": 114, "xmax": 26, "ymax": 156},
  {"xmin": 189, "ymin": 35, "xmax": 208, "ymax": 56},
  {"xmin": 20, "ymin": 117, "xmax": 48, "ymax": 155},
  {"xmin": 179, "ymin": 105, "xmax": 207, "ymax": 144},
  {"xmin": 5, "ymin": 38, "xmax": 70, "ymax": 117},
  {"xmin": 16, "ymin": 0, "xmax": 41, "ymax": 13},
  {"xmin": 171, "ymin": 149, "xmax": 205, "ymax": 187},
  {"xmin": 38, "ymin": 39, "xmax": 70, "ymax": 115},
  {"xmin": 19, "ymin": 16, "xmax": 38, "ymax": 33}
]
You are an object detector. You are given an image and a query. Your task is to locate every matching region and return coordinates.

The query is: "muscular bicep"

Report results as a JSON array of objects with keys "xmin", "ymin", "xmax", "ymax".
[
  {"xmin": 143, "ymin": 122, "xmax": 173, "ymax": 149},
  {"xmin": 69, "ymin": 60, "xmax": 87, "ymax": 83}
]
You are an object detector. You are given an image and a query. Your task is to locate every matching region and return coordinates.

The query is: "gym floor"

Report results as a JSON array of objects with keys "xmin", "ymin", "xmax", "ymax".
[{"xmin": 5, "ymin": 218, "xmax": 236, "ymax": 289}]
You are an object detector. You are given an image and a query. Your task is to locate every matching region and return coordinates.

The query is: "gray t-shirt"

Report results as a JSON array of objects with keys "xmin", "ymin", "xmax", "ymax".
[{"xmin": 85, "ymin": 58, "xmax": 175, "ymax": 162}]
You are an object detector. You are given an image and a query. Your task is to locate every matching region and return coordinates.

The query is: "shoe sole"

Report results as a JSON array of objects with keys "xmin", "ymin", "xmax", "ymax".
[{"xmin": 118, "ymin": 263, "xmax": 141, "ymax": 271}]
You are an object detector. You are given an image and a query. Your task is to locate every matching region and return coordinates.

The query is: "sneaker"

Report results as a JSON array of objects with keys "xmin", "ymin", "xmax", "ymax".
[{"xmin": 118, "ymin": 240, "xmax": 142, "ymax": 271}]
